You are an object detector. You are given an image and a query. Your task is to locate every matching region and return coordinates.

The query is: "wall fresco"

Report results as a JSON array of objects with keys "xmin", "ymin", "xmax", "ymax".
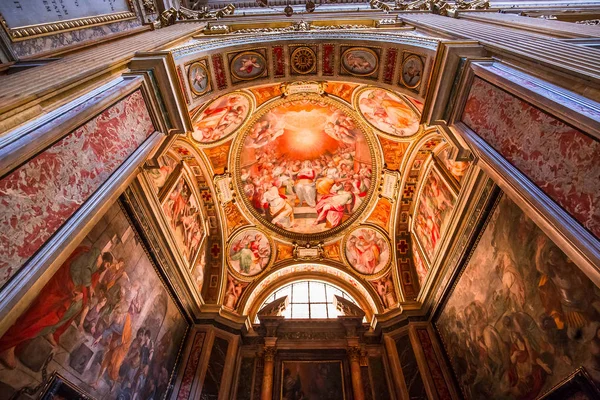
[
  {"xmin": 462, "ymin": 77, "xmax": 600, "ymax": 238},
  {"xmin": 413, "ymin": 168, "xmax": 456, "ymax": 261},
  {"xmin": 0, "ymin": 90, "xmax": 154, "ymax": 290},
  {"xmin": 162, "ymin": 175, "xmax": 206, "ymax": 268},
  {"xmin": 437, "ymin": 195, "xmax": 600, "ymax": 399},
  {"xmin": 0, "ymin": 202, "xmax": 187, "ymax": 399}
]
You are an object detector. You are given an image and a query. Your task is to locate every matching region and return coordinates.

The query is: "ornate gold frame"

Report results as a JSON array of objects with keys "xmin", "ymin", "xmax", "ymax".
[
  {"xmin": 290, "ymin": 45, "xmax": 318, "ymax": 75},
  {"xmin": 187, "ymin": 91, "xmax": 255, "ymax": 147},
  {"xmin": 340, "ymin": 223, "xmax": 392, "ymax": 280},
  {"xmin": 0, "ymin": 1, "xmax": 136, "ymax": 42},
  {"xmin": 229, "ymin": 93, "xmax": 382, "ymax": 242},
  {"xmin": 352, "ymin": 86, "xmax": 424, "ymax": 142},
  {"xmin": 225, "ymin": 226, "xmax": 275, "ymax": 282}
]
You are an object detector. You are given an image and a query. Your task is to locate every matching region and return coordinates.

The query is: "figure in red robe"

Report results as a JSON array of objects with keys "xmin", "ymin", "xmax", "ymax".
[{"xmin": 0, "ymin": 247, "xmax": 113, "ymax": 369}]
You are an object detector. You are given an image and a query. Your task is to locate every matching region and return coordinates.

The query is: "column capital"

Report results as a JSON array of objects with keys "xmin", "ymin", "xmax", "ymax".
[
  {"xmin": 263, "ymin": 346, "xmax": 277, "ymax": 362},
  {"xmin": 347, "ymin": 346, "xmax": 362, "ymax": 362}
]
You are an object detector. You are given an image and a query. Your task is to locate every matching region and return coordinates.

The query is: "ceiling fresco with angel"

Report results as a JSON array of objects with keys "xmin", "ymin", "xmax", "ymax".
[
  {"xmin": 235, "ymin": 95, "xmax": 377, "ymax": 238},
  {"xmin": 166, "ymin": 63, "xmax": 472, "ymax": 315}
]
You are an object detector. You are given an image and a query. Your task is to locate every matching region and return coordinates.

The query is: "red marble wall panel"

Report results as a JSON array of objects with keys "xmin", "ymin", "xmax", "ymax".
[
  {"xmin": 323, "ymin": 44, "xmax": 335, "ymax": 76},
  {"xmin": 273, "ymin": 45, "xmax": 285, "ymax": 78},
  {"xmin": 462, "ymin": 78, "xmax": 600, "ymax": 238},
  {"xmin": 212, "ymin": 54, "xmax": 228, "ymax": 90},
  {"xmin": 0, "ymin": 90, "xmax": 155, "ymax": 289},
  {"xmin": 416, "ymin": 328, "xmax": 452, "ymax": 400},
  {"xmin": 177, "ymin": 332, "xmax": 206, "ymax": 400},
  {"xmin": 383, "ymin": 48, "xmax": 398, "ymax": 85}
]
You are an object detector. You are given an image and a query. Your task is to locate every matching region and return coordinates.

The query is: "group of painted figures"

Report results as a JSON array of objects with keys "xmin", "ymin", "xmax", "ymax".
[
  {"xmin": 0, "ymin": 245, "xmax": 176, "ymax": 399},
  {"xmin": 242, "ymin": 145, "xmax": 372, "ymax": 230},
  {"xmin": 439, "ymin": 198, "xmax": 600, "ymax": 400}
]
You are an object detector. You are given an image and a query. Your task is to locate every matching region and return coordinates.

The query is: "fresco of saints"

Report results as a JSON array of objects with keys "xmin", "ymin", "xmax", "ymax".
[
  {"xmin": 0, "ymin": 248, "xmax": 113, "ymax": 368},
  {"xmin": 358, "ymin": 89, "xmax": 420, "ymax": 137},
  {"xmin": 414, "ymin": 170, "xmax": 455, "ymax": 260},
  {"xmin": 229, "ymin": 232, "xmax": 271, "ymax": 276},
  {"xmin": 346, "ymin": 228, "xmax": 390, "ymax": 275},
  {"xmin": 239, "ymin": 98, "xmax": 374, "ymax": 235}
]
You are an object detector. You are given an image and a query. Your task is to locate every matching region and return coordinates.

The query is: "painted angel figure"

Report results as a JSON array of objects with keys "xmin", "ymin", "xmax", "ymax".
[
  {"xmin": 192, "ymin": 68, "xmax": 206, "ymax": 89},
  {"xmin": 240, "ymin": 57, "xmax": 261, "ymax": 74},
  {"xmin": 345, "ymin": 53, "xmax": 372, "ymax": 72},
  {"xmin": 248, "ymin": 116, "xmax": 285, "ymax": 148}
]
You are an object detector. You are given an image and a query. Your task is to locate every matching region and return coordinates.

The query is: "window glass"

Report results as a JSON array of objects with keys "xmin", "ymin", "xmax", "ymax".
[{"xmin": 257, "ymin": 280, "xmax": 358, "ymax": 321}]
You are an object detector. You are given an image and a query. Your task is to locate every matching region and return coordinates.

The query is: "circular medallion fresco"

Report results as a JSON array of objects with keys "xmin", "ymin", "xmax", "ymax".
[
  {"xmin": 401, "ymin": 54, "xmax": 424, "ymax": 89},
  {"xmin": 343, "ymin": 226, "xmax": 390, "ymax": 276},
  {"xmin": 341, "ymin": 48, "xmax": 378, "ymax": 76},
  {"xmin": 356, "ymin": 88, "xmax": 420, "ymax": 138},
  {"xmin": 227, "ymin": 228, "xmax": 273, "ymax": 278},
  {"xmin": 190, "ymin": 92, "xmax": 252, "ymax": 144},
  {"xmin": 230, "ymin": 51, "xmax": 267, "ymax": 81},
  {"xmin": 188, "ymin": 62, "xmax": 210, "ymax": 96},
  {"xmin": 234, "ymin": 95, "xmax": 378, "ymax": 239}
]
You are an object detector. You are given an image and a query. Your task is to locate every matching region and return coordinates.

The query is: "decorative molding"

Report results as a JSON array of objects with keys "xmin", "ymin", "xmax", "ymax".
[{"xmin": 0, "ymin": 10, "xmax": 136, "ymax": 41}]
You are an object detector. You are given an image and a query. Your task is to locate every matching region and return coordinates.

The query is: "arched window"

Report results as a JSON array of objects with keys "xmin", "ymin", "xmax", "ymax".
[{"xmin": 257, "ymin": 279, "xmax": 358, "ymax": 320}]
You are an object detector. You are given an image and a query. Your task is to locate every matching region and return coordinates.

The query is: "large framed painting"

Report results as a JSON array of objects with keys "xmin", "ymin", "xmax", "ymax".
[
  {"xmin": 280, "ymin": 360, "xmax": 346, "ymax": 400},
  {"xmin": 234, "ymin": 95, "xmax": 379, "ymax": 241},
  {"xmin": 0, "ymin": 201, "xmax": 188, "ymax": 399},
  {"xmin": 161, "ymin": 165, "xmax": 207, "ymax": 269},
  {"xmin": 436, "ymin": 194, "xmax": 600, "ymax": 399},
  {"xmin": 412, "ymin": 166, "xmax": 457, "ymax": 262}
]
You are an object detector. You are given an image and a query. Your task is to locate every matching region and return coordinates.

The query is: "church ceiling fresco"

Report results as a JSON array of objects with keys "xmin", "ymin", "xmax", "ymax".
[
  {"xmin": 233, "ymin": 95, "xmax": 378, "ymax": 239},
  {"xmin": 163, "ymin": 37, "xmax": 473, "ymax": 315},
  {"xmin": 356, "ymin": 87, "xmax": 421, "ymax": 138},
  {"xmin": 190, "ymin": 92, "xmax": 253, "ymax": 145},
  {"xmin": 172, "ymin": 35, "xmax": 437, "ymax": 111}
]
